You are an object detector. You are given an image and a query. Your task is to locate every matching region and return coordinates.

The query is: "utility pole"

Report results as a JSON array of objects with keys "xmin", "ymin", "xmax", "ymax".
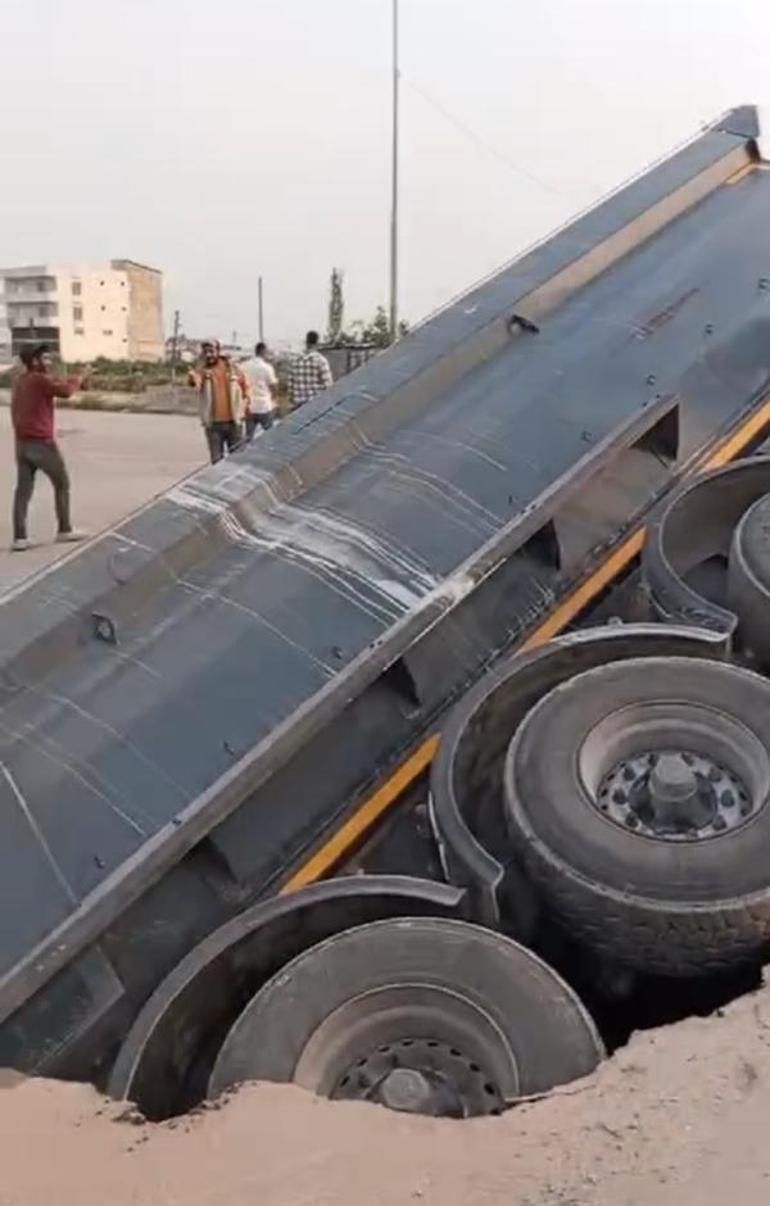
[
  {"xmin": 389, "ymin": 0, "xmax": 400, "ymax": 344},
  {"xmin": 170, "ymin": 309, "xmax": 181, "ymax": 383},
  {"xmin": 258, "ymin": 276, "xmax": 265, "ymax": 343}
]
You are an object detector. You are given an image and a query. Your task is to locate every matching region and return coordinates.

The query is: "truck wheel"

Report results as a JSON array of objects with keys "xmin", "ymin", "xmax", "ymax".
[
  {"xmin": 208, "ymin": 917, "xmax": 602, "ymax": 1117},
  {"xmin": 504, "ymin": 657, "xmax": 770, "ymax": 976},
  {"xmin": 729, "ymin": 493, "xmax": 770, "ymax": 666}
]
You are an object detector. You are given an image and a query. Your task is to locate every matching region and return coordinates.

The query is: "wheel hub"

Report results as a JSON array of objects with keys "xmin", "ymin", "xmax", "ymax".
[
  {"xmin": 331, "ymin": 1037, "xmax": 505, "ymax": 1117},
  {"xmin": 596, "ymin": 749, "xmax": 754, "ymax": 839}
]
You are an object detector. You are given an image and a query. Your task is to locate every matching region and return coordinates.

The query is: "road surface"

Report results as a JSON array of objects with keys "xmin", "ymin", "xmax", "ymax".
[{"xmin": 0, "ymin": 407, "xmax": 203, "ymax": 595}]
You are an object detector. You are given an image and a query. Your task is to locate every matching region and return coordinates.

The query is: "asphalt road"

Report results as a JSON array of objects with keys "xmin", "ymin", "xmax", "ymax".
[{"xmin": 0, "ymin": 407, "xmax": 204, "ymax": 595}]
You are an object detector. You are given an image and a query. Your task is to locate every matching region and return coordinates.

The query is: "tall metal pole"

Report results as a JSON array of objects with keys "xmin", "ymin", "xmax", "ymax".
[
  {"xmin": 389, "ymin": 0, "xmax": 400, "ymax": 344},
  {"xmin": 170, "ymin": 308, "xmax": 180, "ymax": 383},
  {"xmin": 258, "ymin": 276, "xmax": 264, "ymax": 343}
]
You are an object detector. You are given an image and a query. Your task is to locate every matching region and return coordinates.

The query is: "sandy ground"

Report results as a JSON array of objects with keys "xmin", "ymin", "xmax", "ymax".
[
  {"xmin": 0, "ymin": 407, "xmax": 203, "ymax": 595},
  {"xmin": 1, "ymin": 983, "xmax": 770, "ymax": 1205}
]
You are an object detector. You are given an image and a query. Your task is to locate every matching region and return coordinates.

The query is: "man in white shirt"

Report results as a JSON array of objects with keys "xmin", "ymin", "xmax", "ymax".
[{"xmin": 242, "ymin": 342, "xmax": 279, "ymax": 439}]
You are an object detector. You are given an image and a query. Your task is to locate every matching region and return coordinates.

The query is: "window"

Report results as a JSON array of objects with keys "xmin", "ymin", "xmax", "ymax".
[
  {"xmin": 74, "ymin": 328, "xmax": 84, "ymax": 336},
  {"xmin": 99, "ymin": 280, "xmax": 105, "ymax": 286},
  {"xmin": 72, "ymin": 281, "xmax": 82, "ymax": 296},
  {"xmin": 103, "ymin": 329, "xmax": 113, "ymax": 336},
  {"xmin": 100, "ymin": 305, "xmax": 106, "ymax": 311},
  {"xmin": 73, "ymin": 306, "xmax": 83, "ymax": 322},
  {"xmin": 36, "ymin": 281, "xmax": 45, "ymax": 293}
]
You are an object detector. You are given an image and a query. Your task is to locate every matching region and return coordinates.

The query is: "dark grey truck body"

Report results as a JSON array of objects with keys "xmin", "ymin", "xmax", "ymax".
[{"xmin": 2, "ymin": 106, "xmax": 770, "ymax": 1081}]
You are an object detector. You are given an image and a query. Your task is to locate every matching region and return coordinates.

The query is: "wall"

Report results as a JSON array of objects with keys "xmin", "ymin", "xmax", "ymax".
[
  {"xmin": 111, "ymin": 260, "xmax": 164, "ymax": 362},
  {"xmin": 58, "ymin": 268, "xmax": 131, "ymax": 362}
]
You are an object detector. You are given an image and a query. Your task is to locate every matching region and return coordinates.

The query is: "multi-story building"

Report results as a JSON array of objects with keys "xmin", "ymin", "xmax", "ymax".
[
  {"xmin": 0, "ymin": 292, "xmax": 11, "ymax": 365},
  {"xmin": 0, "ymin": 260, "xmax": 164, "ymax": 363}
]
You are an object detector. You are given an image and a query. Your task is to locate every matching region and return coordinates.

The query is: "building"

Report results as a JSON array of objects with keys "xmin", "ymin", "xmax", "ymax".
[
  {"xmin": 0, "ymin": 292, "xmax": 10, "ymax": 365},
  {"xmin": 0, "ymin": 260, "xmax": 164, "ymax": 363}
]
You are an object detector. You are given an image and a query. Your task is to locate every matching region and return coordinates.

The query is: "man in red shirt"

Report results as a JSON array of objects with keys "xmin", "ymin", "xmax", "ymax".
[{"xmin": 11, "ymin": 344, "xmax": 89, "ymax": 552}]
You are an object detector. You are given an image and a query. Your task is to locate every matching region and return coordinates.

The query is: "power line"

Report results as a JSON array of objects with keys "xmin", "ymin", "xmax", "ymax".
[{"xmin": 401, "ymin": 75, "xmax": 566, "ymax": 199}]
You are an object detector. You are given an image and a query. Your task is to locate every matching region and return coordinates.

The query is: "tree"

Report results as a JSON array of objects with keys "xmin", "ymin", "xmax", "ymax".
[
  {"xmin": 326, "ymin": 268, "xmax": 345, "ymax": 344},
  {"xmin": 324, "ymin": 268, "xmax": 410, "ymax": 347},
  {"xmin": 350, "ymin": 306, "xmax": 410, "ymax": 349}
]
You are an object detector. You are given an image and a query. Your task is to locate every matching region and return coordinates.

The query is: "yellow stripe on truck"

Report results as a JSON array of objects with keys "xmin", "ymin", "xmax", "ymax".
[{"xmin": 280, "ymin": 398, "xmax": 770, "ymax": 893}]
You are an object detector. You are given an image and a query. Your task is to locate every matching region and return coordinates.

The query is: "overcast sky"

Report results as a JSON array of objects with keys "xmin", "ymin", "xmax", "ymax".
[{"xmin": 1, "ymin": 0, "xmax": 768, "ymax": 346}]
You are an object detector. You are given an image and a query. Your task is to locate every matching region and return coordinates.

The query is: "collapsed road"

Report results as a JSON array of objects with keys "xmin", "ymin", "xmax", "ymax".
[{"xmin": 3, "ymin": 104, "xmax": 770, "ymax": 1121}]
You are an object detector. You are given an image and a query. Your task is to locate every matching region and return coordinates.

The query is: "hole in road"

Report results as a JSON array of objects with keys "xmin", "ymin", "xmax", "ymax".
[{"xmin": 529, "ymin": 915, "xmax": 764, "ymax": 1057}]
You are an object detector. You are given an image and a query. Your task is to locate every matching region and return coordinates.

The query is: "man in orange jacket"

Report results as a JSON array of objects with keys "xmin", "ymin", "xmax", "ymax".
[{"xmin": 188, "ymin": 339, "xmax": 250, "ymax": 464}]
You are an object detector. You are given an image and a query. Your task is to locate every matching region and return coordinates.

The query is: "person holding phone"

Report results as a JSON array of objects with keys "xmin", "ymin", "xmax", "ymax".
[
  {"xmin": 10, "ymin": 344, "xmax": 90, "ymax": 552},
  {"xmin": 188, "ymin": 339, "xmax": 250, "ymax": 463}
]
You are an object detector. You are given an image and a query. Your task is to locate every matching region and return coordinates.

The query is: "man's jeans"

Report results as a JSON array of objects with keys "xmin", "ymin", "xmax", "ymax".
[
  {"xmin": 205, "ymin": 420, "xmax": 243, "ymax": 464},
  {"xmin": 13, "ymin": 439, "xmax": 71, "ymax": 541},
  {"xmin": 245, "ymin": 411, "xmax": 275, "ymax": 441}
]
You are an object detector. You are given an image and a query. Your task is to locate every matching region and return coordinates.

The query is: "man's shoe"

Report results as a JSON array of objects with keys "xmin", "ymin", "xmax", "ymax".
[
  {"xmin": 56, "ymin": 530, "xmax": 88, "ymax": 544},
  {"xmin": 10, "ymin": 538, "xmax": 31, "ymax": 552}
]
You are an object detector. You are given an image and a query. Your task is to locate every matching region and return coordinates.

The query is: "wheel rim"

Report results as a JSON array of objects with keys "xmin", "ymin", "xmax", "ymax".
[
  {"xmin": 331, "ymin": 1036, "xmax": 504, "ymax": 1118},
  {"xmin": 216, "ymin": 981, "xmax": 517, "ymax": 1118},
  {"xmin": 292, "ymin": 983, "xmax": 514, "ymax": 1117},
  {"xmin": 578, "ymin": 701, "xmax": 769, "ymax": 841}
]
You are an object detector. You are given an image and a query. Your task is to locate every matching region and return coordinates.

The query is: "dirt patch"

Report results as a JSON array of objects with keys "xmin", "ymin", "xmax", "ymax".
[{"xmin": 2, "ymin": 981, "xmax": 770, "ymax": 1204}]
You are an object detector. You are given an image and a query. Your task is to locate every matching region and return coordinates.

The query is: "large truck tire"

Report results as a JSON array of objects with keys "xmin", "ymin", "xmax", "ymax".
[
  {"xmin": 109, "ymin": 876, "xmax": 467, "ymax": 1120},
  {"xmin": 728, "ymin": 493, "xmax": 770, "ymax": 667},
  {"xmin": 208, "ymin": 917, "xmax": 603, "ymax": 1117},
  {"xmin": 504, "ymin": 657, "xmax": 770, "ymax": 977}
]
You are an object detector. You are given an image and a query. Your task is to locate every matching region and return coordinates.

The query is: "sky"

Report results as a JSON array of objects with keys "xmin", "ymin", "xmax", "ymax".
[{"xmin": 1, "ymin": 0, "xmax": 769, "ymax": 347}]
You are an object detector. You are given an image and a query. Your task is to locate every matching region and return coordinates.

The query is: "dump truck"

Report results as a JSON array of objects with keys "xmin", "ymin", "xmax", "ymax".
[{"xmin": 3, "ymin": 104, "xmax": 770, "ymax": 1121}]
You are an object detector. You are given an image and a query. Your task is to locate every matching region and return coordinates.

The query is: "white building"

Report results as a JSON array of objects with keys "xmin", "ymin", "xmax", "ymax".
[
  {"xmin": 0, "ymin": 260, "xmax": 164, "ymax": 363},
  {"xmin": 0, "ymin": 291, "xmax": 11, "ymax": 365}
]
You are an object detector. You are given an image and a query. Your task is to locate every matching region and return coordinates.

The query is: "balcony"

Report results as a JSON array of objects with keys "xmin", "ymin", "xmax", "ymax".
[
  {"xmin": 6, "ymin": 302, "xmax": 59, "ymax": 326},
  {"xmin": 3, "ymin": 278, "xmax": 58, "ymax": 305}
]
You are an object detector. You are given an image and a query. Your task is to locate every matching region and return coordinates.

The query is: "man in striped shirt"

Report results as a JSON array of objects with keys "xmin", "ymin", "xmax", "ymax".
[{"xmin": 288, "ymin": 331, "xmax": 333, "ymax": 409}]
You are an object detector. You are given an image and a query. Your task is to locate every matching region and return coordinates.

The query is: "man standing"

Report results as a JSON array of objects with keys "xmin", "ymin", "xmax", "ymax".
[
  {"xmin": 188, "ymin": 339, "xmax": 250, "ymax": 464},
  {"xmin": 11, "ymin": 345, "xmax": 89, "ymax": 552},
  {"xmin": 242, "ymin": 342, "xmax": 278, "ymax": 439},
  {"xmin": 288, "ymin": 330, "xmax": 333, "ymax": 410}
]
